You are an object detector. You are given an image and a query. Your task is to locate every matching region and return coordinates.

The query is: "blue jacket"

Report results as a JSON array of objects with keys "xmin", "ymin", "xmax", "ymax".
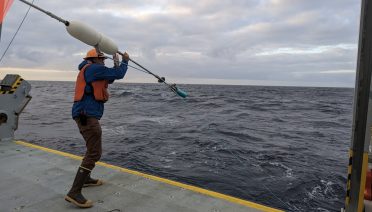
[{"xmin": 72, "ymin": 60, "xmax": 128, "ymax": 119}]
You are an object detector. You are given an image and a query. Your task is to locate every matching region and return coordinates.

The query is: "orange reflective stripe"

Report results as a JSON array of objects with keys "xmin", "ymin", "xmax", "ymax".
[{"xmin": 74, "ymin": 64, "xmax": 109, "ymax": 102}]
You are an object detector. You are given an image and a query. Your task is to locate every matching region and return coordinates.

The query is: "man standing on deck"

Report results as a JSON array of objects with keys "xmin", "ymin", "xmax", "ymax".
[{"xmin": 65, "ymin": 48, "xmax": 130, "ymax": 208}]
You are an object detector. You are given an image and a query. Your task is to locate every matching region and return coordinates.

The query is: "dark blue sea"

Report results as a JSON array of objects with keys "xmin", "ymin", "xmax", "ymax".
[{"xmin": 15, "ymin": 81, "xmax": 353, "ymax": 212}]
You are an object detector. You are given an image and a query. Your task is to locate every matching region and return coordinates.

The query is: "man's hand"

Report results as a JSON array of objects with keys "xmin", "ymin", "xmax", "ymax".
[
  {"xmin": 113, "ymin": 53, "xmax": 120, "ymax": 67},
  {"xmin": 122, "ymin": 52, "xmax": 130, "ymax": 62}
]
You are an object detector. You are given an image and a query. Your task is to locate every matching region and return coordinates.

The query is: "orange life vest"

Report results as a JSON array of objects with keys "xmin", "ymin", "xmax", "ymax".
[{"xmin": 74, "ymin": 64, "xmax": 109, "ymax": 102}]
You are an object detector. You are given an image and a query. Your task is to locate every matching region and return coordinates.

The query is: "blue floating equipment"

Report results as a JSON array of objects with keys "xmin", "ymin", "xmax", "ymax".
[{"xmin": 176, "ymin": 87, "xmax": 187, "ymax": 98}]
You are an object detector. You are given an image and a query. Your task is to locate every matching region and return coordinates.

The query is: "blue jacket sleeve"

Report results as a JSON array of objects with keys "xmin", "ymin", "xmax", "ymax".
[{"xmin": 86, "ymin": 61, "xmax": 128, "ymax": 83}]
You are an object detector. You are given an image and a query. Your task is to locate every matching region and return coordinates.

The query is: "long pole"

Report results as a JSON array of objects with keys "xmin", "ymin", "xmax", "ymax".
[
  {"xmin": 18, "ymin": 0, "xmax": 69, "ymax": 25},
  {"xmin": 128, "ymin": 58, "xmax": 177, "ymax": 93},
  {"xmin": 117, "ymin": 51, "xmax": 176, "ymax": 90},
  {"xmin": 129, "ymin": 58, "xmax": 163, "ymax": 81},
  {"xmin": 345, "ymin": 0, "xmax": 372, "ymax": 211},
  {"xmin": 18, "ymin": 0, "xmax": 187, "ymax": 98}
]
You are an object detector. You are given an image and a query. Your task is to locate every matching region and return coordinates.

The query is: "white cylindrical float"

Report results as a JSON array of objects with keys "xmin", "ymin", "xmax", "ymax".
[
  {"xmin": 97, "ymin": 35, "xmax": 118, "ymax": 55},
  {"xmin": 66, "ymin": 20, "xmax": 119, "ymax": 55},
  {"xmin": 66, "ymin": 21, "xmax": 101, "ymax": 46}
]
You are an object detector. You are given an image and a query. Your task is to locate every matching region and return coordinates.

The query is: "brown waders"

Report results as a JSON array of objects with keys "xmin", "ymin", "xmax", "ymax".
[{"xmin": 65, "ymin": 116, "xmax": 104, "ymax": 208}]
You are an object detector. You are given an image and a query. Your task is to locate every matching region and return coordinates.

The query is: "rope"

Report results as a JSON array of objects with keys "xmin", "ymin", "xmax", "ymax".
[
  {"xmin": 107, "ymin": 57, "xmax": 149, "ymax": 74},
  {"xmin": 127, "ymin": 63, "xmax": 148, "ymax": 74},
  {"xmin": 0, "ymin": 0, "xmax": 35, "ymax": 64}
]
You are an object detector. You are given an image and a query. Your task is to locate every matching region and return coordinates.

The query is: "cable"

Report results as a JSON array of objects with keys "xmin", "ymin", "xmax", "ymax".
[
  {"xmin": 108, "ymin": 56, "xmax": 187, "ymax": 98},
  {"xmin": 0, "ymin": 0, "xmax": 35, "ymax": 64},
  {"xmin": 127, "ymin": 63, "xmax": 148, "ymax": 74},
  {"xmin": 107, "ymin": 57, "xmax": 149, "ymax": 74}
]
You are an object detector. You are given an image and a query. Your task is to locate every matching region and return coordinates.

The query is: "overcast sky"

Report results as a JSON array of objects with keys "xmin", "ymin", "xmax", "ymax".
[{"xmin": 0, "ymin": 0, "xmax": 362, "ymax": 87}]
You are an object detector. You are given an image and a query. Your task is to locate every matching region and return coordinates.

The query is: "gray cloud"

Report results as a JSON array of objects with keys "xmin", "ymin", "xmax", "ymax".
[{"xmin": 0, "ymin": 0, "xmax": 361, "ymax": 87}]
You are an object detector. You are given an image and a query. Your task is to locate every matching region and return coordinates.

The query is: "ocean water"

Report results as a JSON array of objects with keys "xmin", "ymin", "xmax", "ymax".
[{"xmin": 15, "ymin": 81, "xmax": 353, "ymax": 212}]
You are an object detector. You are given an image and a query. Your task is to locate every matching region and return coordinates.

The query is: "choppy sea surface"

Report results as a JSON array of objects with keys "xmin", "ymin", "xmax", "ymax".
[{"xmin": 15, "ymin": 81, "xmax": 353, "ymax": 212}]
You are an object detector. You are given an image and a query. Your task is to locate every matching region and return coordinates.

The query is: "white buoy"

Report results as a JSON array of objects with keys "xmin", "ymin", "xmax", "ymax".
[
  {"xmin": 17, "ymin": 2, "xmax": 120, "ymax": 55},
  {"xmin": 66, "ymin": 21, "xmax": 101, "ymax": 46},
  {"xmin": 66, "ymin": 20, "xmax": 119, "ymax": 55},
  {"xmin": 97, "ymin": 35, "xmax": 118, "ymax": 55}
]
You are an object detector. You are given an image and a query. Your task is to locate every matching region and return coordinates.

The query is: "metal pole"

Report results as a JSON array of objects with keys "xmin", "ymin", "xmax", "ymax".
[
  {"xmin": 345, "ymin": 0, "xmax": 372, "ymax": 211},
  {"xmin": 117, "ymin": 52, "xmax": 169, "ymax": 84},
  {"xmin": 127, "ymin": 57, "xmax": 177, "ymax": 92},
  {"xmin": 18, "ymin": 0, "xmax": 69, "ymax": 25}
]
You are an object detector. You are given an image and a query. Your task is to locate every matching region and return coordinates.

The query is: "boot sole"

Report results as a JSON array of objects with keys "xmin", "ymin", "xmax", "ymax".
[
  {"xmin": 83, "ymin": 179, "xmax": 103, "ymax": 187},
  {"xmin": 64, "ymin": 195, "xmax": 93, "ymax": 208}
]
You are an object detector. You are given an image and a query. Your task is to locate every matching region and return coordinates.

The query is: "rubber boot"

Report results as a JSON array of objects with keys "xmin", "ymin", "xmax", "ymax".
[
  {"xmin": 84, "ymin": 174, "xmax": 103, "ymax": 187},
  {"xmin": 65, "ymin": 166, "xmax": 93, "ymax": 208}
]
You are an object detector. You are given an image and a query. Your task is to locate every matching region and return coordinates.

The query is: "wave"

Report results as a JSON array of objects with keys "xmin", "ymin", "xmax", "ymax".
[
  {"xmin": 118, "ymin": 91, "xmax": 134, "ymax": 97},
  {"xmin": 217, "ymin": 129, "xmax": 265, "ymax": 142},
  {"xmin": 16, "ymin": 81, "xmax": 353, "ymax": 212}
]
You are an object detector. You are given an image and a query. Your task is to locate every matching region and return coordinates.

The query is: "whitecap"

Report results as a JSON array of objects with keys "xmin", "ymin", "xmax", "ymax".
[{"xmin": 269, "ymin": 162, "xmax": 294, "ymax": 178}]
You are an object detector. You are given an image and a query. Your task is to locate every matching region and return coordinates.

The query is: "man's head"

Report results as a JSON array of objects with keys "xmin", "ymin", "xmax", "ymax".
[{"xmin": 84, "ymin": 49, "xmax": 107, "ymax": 64}]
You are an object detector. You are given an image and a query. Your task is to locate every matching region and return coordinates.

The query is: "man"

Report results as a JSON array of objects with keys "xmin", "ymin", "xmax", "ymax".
[{"xmin": 65, "ymin": 48, "xmax": 129, "ymax": 208}]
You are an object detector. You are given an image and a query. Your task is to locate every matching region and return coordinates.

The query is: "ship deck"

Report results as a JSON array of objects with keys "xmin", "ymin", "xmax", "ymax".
[{"xmin": 0, "ymin": 140, "xmax": 282, "ymax": 212}]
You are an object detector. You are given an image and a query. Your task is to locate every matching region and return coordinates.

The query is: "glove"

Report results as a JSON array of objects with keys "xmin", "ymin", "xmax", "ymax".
[
  {"xmin": 122, "ymin": 52, "xmax": 130, "ymax": 62},
  {"xmin": 113, "ymin": 53, "xmax": 120, "ymax": 67}
]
